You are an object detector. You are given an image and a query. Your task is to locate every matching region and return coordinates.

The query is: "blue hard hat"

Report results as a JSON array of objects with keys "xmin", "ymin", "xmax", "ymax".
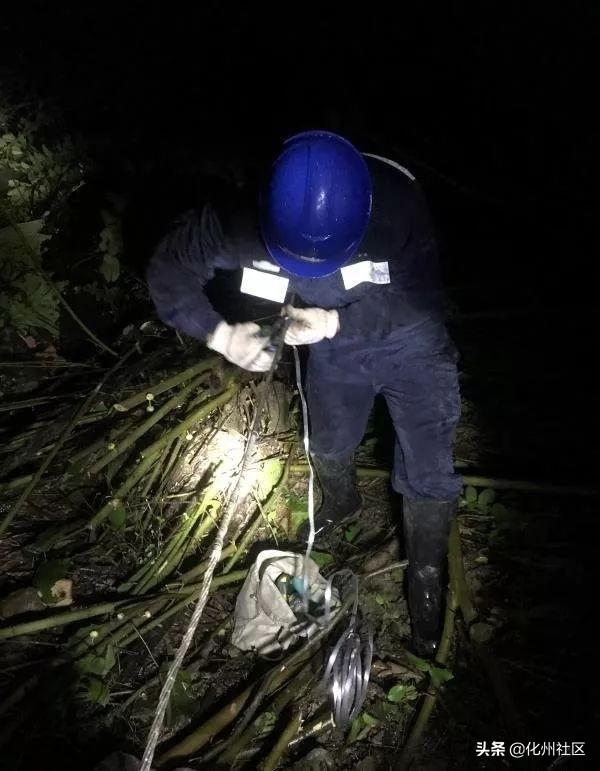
[{"xmin": 261, "ymin": 131, "xmax": 372, "ymax": 278}]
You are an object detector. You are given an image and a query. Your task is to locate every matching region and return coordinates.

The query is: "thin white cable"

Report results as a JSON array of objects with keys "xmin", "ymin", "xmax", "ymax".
[
  {"xmin": 291, "ymin": 348, "xmax": 373, "ymax": 728},
  {"xmin": 292, "ymin": 344, "xmax": 315, "ymax": 605}
]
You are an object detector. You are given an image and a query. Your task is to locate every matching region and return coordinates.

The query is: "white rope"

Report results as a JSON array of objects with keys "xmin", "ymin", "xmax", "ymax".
[{"xmin": 140, "ymin": 487, "xmax": 238, "ymax": 771}]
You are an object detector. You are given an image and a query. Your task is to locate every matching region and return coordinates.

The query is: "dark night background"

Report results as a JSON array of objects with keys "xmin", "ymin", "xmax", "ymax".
[{"xmin": 1, "ymin": 1, "xmax": 598, "ymax": 768}]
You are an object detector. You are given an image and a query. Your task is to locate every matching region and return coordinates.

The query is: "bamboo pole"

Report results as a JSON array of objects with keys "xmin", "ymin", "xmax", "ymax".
[
  {"xmin": 397, "ymin": 590, "xmax": 458, "ymax": 769},
  {"xmin": 261, "ymin": 709, "xmax": 302, "ymax": 771},
  {"xmin": 88, "ymin": 373, "xmax": 206, "ymax": 475},
  {"xmin": 89, "ymin": 449, "xmax": 161, "ymax": 527},
  {"xmin": 290, "ymin": 464, "xmax": 600, "ymax": 496},
  {"xmin": 112, "ymin": 358, "xmax": 219, "ymax": 412},
  {"xmin": 0, "ymin": 601, "xmax": 124, "ymax": 641},
  {"xmin": 138, "ymin": 383, "xmax": 238, "ymax": 461}
]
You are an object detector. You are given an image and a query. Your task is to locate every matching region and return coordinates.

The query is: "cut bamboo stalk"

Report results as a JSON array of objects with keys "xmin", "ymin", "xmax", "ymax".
[
  {"xmin": 133, "ymin": 489, "xmax": 219, "ymax": 595},
  {"xmin": 261, "ymin": 709, "xmax": 302, "ymax": 771},
  {"xmin": 158, "ymin": 595, "xmax": 353, "ymax": 766},
  {"xmin": 0, "ymin": 601, "xmax": 124, "ymax": 641},
  {"xmin": 290, "ymin": 465, "xmax": 600, "ymax": 496},
  {"xmin": 89, "ymin": 449, "xmax": 161, "ymax": 527},
  {"xmin": 112, "ymin": 358, "xmax": 219, "ymax": 412},
  {"xmin": 397, "ymin": 589, "xmax": 458, "ymax": 770},
  {"xmin": 116, "ymin": 570, "xmax": 247, "ymax": 650},
  {"xmin": 222, "ymin": 455, "xmax": 290, "ymax": 574},
  {"xmin": 139, "ymin": 383, "xmax": 239, "ymax": 460},
  {"xmin": 89, "ymin": 373, "xmax": 206, "ymax": 475},
  {"xmin": 0, "ymin": 474, "xmax": 33, "ymax": 494}
]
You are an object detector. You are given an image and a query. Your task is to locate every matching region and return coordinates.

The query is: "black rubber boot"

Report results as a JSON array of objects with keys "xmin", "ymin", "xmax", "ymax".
[
  {"xmin": 403, "ymin": 498, "xmax": 457, "ymax": 658},
  {"xmin": 297, "ymin": 454, "xmax": 362, "ymax": 542}
]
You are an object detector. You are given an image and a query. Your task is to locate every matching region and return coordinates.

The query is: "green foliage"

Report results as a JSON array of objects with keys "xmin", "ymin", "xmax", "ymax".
[
  {"xmin": 478, "ymin": 488, "xmax": 496, "ymax": 507},
  {"xmin": 288, "ymin": 492, "xmax": 308, "ymax": 533},
  {"xmin": 76, "ymin": 643, "xmax": 117, "ymax": 678},
  {"xmin": 344, "ymin": 523, "xmax": 361, "ymax": 543},
  {"xmin": 347, "ymin": 711, "xmax": 380, "ymax": 743},
  {"xmin": 108, "ymin": 505, "xmax": 127, "ymax": 530},
  {"xmin": 165, "ymin": 669, "xmax": 196, "ymax": 728},
  {"xmin": 310, "ymin": 551, "xmax": 334, "ymax": 569},
  {"xmin": 405, "ymin": 651, "xmax": 431, "ymax": 672},
  {"xmin": 464, "ymin": 486, "xmax": 478, "ymax": 504},
  {"xmin": 82, "ymin": 676, "xmax": 111, "ymax": 706},
  {"xmin": 387, "ymin": 683, "xmax": 419, "ymax": 703},
  {"xmin": 0, "ymin": 219, "xmax": 65, "ymax": 338},
  {"xmin": 406, "ymin": 651, "xmax": 454, "ymax": 689},
  {"xmin": 1, "ymin": 98, "xmax": 126, "ymax": 345},
  {"xmin": 256, "ymin": 458, "xmax": 283, "ymax": 500},
  {"xmin": 429, "ymin": 665, "xmax": 454, "ymax": 689},
  {"xmin": 0, "ymin": 116, "xmax": 83, "ymax": 222}
]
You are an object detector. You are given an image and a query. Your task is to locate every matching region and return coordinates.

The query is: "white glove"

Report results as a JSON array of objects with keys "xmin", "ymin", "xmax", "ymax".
[
  {"xmin": 284, "ymin": 306, "xmax": 340, "ymax": 345},
  {"xmin": 206, "ymin": 321, "xmax": 274, "ymax": 372}
]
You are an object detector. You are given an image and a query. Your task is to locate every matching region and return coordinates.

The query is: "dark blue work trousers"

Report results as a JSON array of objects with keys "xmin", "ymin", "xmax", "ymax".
[{"xmin": 306, "ymin": 319, "xmax": 463, "ymax": 501}]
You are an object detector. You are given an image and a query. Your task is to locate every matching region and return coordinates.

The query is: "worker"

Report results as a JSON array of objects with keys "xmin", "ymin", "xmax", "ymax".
[{"xmin": 146, "ymin": 131, "xmax": 462, "ymax": 657}]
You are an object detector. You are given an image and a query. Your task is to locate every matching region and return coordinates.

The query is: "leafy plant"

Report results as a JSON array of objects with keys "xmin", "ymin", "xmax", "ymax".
[
  {"xmin": 387, "ymin": 683, "xmax": 419, "ymax": 703},
  {"xmin": 0, "ymin": 219, "xmax": 65, "ymax": 338}
]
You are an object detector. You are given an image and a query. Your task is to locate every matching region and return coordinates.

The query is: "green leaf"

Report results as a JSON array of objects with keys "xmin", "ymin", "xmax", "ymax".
[
  {"xmin": 291, "ymin": 508, "xmax": 308, "ymax": 533},
  {"xmin": 33, "ymin": 559, "xmax": 70, "ymax": 603},
  {"xmin": 108, "ymin": 505, "xmax": 127, "ymax": 530},
  {"xmin": 429, "ymin": 666, "xmax": 454, "ymax": 689},
  {"xmin": 362, "ymin": 712, "xmax": 380, "ymax": 727},
  {"xmin": 464, "ymin": 486, "xmax": 478, "ymax": 504},
  {"xmin": 347, "ymin": 716, "xmax": 363, "ymax": 744},
  {"xmin": 344, "ymin": 523, "xmax": 360, "ymax": 543},
  {"xmin": 84, "ymin": 676, "xmax": 110, "ymax": 705},
  {"xmin": 387, "ymin": 684, "xmax": 420, "ymax": 702},
  {"xmin": 77, "ymin": 644, "xmax": 116, "ymax": 677},
  {"xmin": 100, "ymin": 252, "xmax": 120, "ymax": 283},
  {"xmin": 491, "ymin": 502, "xmax": 508, "ymax": 519},
  {"xmin": 169, "ymin": 670, "xmax": 195, "ymax": 714},
  {"xmin": 478, "ymin": 488, "xmax": 496, "ymax": 507},
  {"xmin": 254, "ymin": 710, "xmax": 277, "ymax": 734},
  {"xmin": 310, "ymin": 551, "xmax": 334, "ymax": 569},
  {"xmin": 406, "ymin": 651, "xmax": 432, "ymax": 672},
  {"xmin": 387, "ymin": 684, "xmax": 410, "ymax": 703},
  {"xmin": 469, "ymin": 622, "xmax": 494, "ymax": 644}
]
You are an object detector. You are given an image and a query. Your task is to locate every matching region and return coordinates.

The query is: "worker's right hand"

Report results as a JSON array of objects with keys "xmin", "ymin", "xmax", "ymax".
[{"xmin": 206, "ymin": 321, "xmax": 274, "ymax": 372}]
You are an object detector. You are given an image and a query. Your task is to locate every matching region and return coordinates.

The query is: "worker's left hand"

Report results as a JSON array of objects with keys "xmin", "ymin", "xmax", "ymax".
[{"xmin": 284, "ymin": 306, "xmax": 340, "ymax": 345}]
